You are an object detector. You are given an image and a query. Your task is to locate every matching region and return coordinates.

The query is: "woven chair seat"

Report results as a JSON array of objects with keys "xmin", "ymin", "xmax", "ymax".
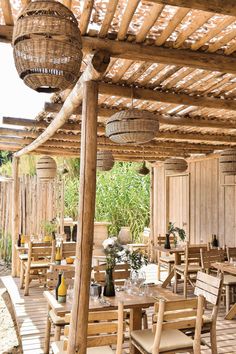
[
  {"xmin": 49, "ymin": 310, "xmax": 67, "ymax": 326},
  {"xmin": 175, "ymin": 264, "xmax": 201, "ymax": 273},
  {"xmin": 159, "ymin": 255, "xmax": 175, "ymax": 263},
  {"xmin": 52, "ymin": 341, "xmax": 114, "ymax": 354}
]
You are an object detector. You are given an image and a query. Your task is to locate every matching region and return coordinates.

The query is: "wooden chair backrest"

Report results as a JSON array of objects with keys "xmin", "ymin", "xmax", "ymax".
[
  {"xmin": 46, "ymin": 269, "xmax": 75, "ymax": 289},
  {"xmin": 194, "ymin": 271, "xmax": 223, "ymax": 306},
  {"xmin": 185, "ymin": 243, "xmax": 208, "ymax": 265},
  {"xmin": 157, "ymin": 234, "xmax": 175, "ymax": 247},
  {"xmin": 63, "ymin": 302, "xmax": 126, "ymax": 354},
  {"xmin": 152, "ymin": 296, "xmax": 205, "ymax": 352},
  {"xmin": 200, "ymin": 248, "xmax": 225, "ymax": 271},
  {"xmin": 93, "ymin": 263, "xmax": 130, "ymax": 286},
  {"xmin": 28, "ymin": 240, "xmax": 56, "ymax": 262},
  {"xmin": 226, "ymin": 247, "xmax": 236, "ymax": 261},
  {"xmin": 60, "ymin": 241, "xmax": 76, "ymax": 259}
]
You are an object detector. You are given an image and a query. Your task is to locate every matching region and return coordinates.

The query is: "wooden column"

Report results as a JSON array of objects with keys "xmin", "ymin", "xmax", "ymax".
[
  {"xmin": 67, "ymin": 81, "xmax": 98, "ymax": 354},
  {"xmin": 12, "ymin": 156, "xmax": 20, "ymax": 277},
  {"xmin": 149, "ymin": 166, "xmax": 155, "ymax": 262}
]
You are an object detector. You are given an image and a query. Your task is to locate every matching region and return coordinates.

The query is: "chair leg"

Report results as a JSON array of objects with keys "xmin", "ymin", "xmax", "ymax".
[
  {"xmin": 173, "ymin": 269, "xmax": 178, "ymax": 293},
  {"xmin": 184, "ymin": 275, "xmax": 188, "ymax": 299},
  {"xmin": 157, "ymin": 262, "xmax": 161, "ymax": 281},
  {"xmin": 210, "ymin": 324, "xmax": 218, "ymax": 354},
  {"xmin": 24, "ymin": 268, "xmax": 30, "ymax": 296},
  {"xmin": 226, "ymin": 285, "xmax": 230, "ymax": 314},
  {"xmin": 20, "ymin": 263, "xmax": 25, "ymax": 289},
  {"xmin": 44, "ymin": 315, "xmax": 52, "ymax": 354},
  {"xmin": 54, "ymin": 325, "xmax": 62, "ymax": 341}
]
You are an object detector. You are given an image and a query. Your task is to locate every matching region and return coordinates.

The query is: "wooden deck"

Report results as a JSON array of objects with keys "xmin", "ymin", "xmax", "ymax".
[{"xmin": 1, "ymin": 266, "xmax": 236, "ymax": 353}]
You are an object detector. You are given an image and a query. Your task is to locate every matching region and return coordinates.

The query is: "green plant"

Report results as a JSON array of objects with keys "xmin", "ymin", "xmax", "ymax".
[
  {"xmin": 126, "ymin": 249, "xmax": 148, "ymax": 272},
  {"xmin": 168, "ymin": 222, "xmax": 186, "ymax": 246},
  {"xmin": 41, "ymin": 219, "xmax": 57, "ymax": 235}
]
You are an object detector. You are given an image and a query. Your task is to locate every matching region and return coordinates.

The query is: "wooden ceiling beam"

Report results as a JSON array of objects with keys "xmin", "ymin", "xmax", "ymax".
[
  {"xmin": 1, "ymin": 26, "xmax": 236, "ymax": 74},
  {"xmin": 82, "ymin": 37, "xmax": 236, "ymax": 75},
  {"xmin": 99, "ymin": 83, "xmax": 236, "ymax": 111},
  {"xmin": 148, "ymin": 0, "xmax": 236, "ymax": 17}
]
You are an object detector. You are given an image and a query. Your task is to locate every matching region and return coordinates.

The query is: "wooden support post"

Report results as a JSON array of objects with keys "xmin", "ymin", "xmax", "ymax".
[
  {"xmin": 12, "ymin": 157, "xmax": 20, "ymax": 277},
  {"xmin": 67, "ymin": 81, "xmax": 98, "ymax": 354}
]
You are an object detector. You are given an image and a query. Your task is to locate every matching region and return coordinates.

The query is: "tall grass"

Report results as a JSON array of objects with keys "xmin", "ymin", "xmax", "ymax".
[{"xmin": 64, "ymin": 162, "xmax": 150, "ymax": 241}]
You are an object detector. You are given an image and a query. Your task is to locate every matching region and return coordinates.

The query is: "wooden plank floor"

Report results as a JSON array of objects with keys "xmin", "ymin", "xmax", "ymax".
[{"xmin": 1, "ymin": 265, "xmax": 236, "ymax": 353}]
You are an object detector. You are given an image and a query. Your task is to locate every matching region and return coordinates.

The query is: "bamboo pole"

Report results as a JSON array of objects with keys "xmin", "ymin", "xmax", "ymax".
[
  {"xmin": 67, "ymin": 81, "xmax": 98, "ymax": 354},
  {"xmin": 11, "ymin": 157, "xmax": 20, "ymax": 277}
]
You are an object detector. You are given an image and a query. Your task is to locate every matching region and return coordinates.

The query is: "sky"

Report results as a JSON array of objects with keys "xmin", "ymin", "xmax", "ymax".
[{"xmin": 0, "ymin": 43, "xmax": 50, "ymax": 123}]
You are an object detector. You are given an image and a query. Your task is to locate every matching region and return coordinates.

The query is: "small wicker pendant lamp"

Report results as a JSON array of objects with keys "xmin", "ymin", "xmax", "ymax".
[
  {"xmin": 36, "ymin": 156, "xmax": 57, "ymax": 180},
  {"xmin": 97, "ymin": 151, "xmax": 114, "ymax": 171},
  {"xmin": 164, "ymin": 158, "xmax": 188, "ymax": 174},
  {"xmin": 219, "ymin": 148, "xmax": 236, "ymax": 175},
  {"xmin": 12, "ymin": 0, "xmax": 82, "ymax": 93},
  {"xmin": 105, "ymin": 88, "xmax": 159, "ymax": 144}
]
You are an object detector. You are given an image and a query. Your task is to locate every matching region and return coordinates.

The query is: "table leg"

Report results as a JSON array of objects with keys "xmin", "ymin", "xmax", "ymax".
[
  {"xmin": 129, "ymin": 307, "xmax": 142, "ymax": 354},
  {"xmin": 161, "ymin": 269, "xmax": 174, "ymax": 288},
  {"xmin": 173, "ymin": 253, "xmax": 182, "ymax": 293}
]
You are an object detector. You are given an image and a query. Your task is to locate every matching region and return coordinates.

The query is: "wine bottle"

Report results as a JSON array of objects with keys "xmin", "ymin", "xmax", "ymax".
[
  {"xmin": 21, "ymin": 234, "xmax": 25, "ymax": 247},
  {"xmin": 212, "ymin": 234, "xmax": 219, "ymax": 248},
  {"xmin": 17, "ymin": 234, "xmax": 21, "ymax": 247},
  {"xmin": 55, "ymin": 272, "xmax": 62, "ymax": 301},
  {"xmin": 58, "ymin": 273, "xmax": 67, "ymax": 303},
  {"xmin": 55, "ymin": 247, "xmax": 62, "ymax": 265}
]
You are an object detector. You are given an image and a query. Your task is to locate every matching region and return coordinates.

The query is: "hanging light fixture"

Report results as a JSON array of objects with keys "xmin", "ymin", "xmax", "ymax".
[
  {"xmin": 36, "ymin": 156, "xmax": 57, "ymax": 180},
  {"xmin": 164, "ymin": 158, "xmax": 188, "ymax": 174},
  {"xmin": 12, "ymin": 0, "xmax": 82, "ymax": 93},
  {"xmin": 137, "ymin": 147, "xmax": 150, "ymax": 175},
  {"xmin": 105, "ymin": 87, "xmax": 159, "ymax": 145},
  {"xmin": 97, "ymin": 151, "xmax": 114, "ymax": 172},
  {"xmin": 219, "ymin": 148, "xmax": 236, "ymax": 175}
]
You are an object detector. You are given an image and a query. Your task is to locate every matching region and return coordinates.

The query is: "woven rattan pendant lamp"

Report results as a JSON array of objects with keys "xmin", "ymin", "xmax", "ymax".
[
  {"xmin": 219, "ymin": 148, "xmax": 236, "ymax": 175},
  {"xmin": 105, "ymin": 88, "xmax": 159, "ymax": 145},
  {"xmin": 12, "ymin": 0, "xmax": 82, "ymax": 93},
  {"xmin": 36, "ymin": 156, "xmax": 57, "ymax": 180},
  {"xmin": 97, "ymin": 151, "xmax": 114, "ymax": 171},
  {"xmin": 164, "ymin": 158, "xmax": 188, "ymax": 174}
]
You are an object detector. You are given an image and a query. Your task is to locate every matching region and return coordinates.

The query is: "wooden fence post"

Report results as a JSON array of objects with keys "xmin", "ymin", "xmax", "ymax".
[
  {"xmin": 67, "ymin": 81, "xmax": 98, "ymax": 354},
  {"xmin": 12, "ymin": 156, "xmax": 20, "ymax": 277}
]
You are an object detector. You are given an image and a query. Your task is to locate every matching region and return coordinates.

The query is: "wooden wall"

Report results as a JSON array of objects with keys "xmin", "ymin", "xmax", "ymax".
[{"xmin": 153, "ymin": 154, "xmax": 236, "ymax": 248}]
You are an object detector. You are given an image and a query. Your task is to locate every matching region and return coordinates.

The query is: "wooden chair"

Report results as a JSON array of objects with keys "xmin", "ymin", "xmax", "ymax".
[
  {"xmin": 51, "ymin": 301, "xmax": 126, "ymax": 354},
  {"xmin": 20, "ymin": 240, "xmax": 56, "ymax": 296},
  {"xmin": 44, "ymin": 270, "xmax": 75, "ymax": 354},
  {"xmin": 174, "ymin": 242, "xmax": 208, "ymax": 298},
  {"xmin": 130, "ymin": 295, "xmax": 205, "ymax": 354},
  {"xmin": 93, "ymin": 263, "xmax": 148, "ymax": 329},
  {"xmin": 60, "ymin": 241, "xmax": 76, "ymax": 259},
  {"xmin": 226, "ymin": 247, "xmax": 236, "ymax": 262},
  {"xmin": 194, "ymin": 271, "xmax": 223, "ymax": 353},
  {"xmin": 201, "ymin": 248, "xmax": 236, "ymax": 313},
  {"xmin": 156, "ymin": 234, "xmax": 176, "ymax": 281}
]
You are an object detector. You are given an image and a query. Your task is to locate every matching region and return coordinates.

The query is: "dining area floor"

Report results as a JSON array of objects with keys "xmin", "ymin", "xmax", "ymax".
[{"xmin": 1, "ymin": 265, "xmax": 236, "ymax": 354}]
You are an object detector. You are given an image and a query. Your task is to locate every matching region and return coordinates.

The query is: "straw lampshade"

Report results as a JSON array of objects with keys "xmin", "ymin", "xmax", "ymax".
[
  {"xmin": 36, "ymin": 156, "xmax": 57, "ymax": 180},
  {"xmin": 12, "ymin": 0, "xmax": 82, "ymax": 93},
  {"xmin": 97, "ymin": 151, "xmax": 114, "ymax": 171},
  {"xmin": 164, "ymin": 158, "xmax": 188, "ymax": 174},
  {"xmin": 105, "ymin": 109, "xmax": 159, "ymax": 144},
  {"xmin": 219, "ymin": 148, "xmax": 236, "ymax": 175}
]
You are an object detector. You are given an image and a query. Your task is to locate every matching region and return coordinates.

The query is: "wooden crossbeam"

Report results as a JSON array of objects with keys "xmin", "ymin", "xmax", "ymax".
[
  {"xmin": 1, "ymin": 0, "xmax": 14, "ymax": 26},
  {"xmin": 1, "ymin": 26, "xmax": 236, "ymax": 74},
  {"xmin": 82, "ymin": 37, "xmax": 236, "ymax": 75},
  {"xmin": 99, "ymin": 83, "xmax": 236, "ymax": 111},
  {"xmin": 148, "ymin": 0, "xmax": 236, "ymax": 17}
]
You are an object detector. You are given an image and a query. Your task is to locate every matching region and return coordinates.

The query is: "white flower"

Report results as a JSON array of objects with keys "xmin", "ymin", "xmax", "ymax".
[{"xmin": 102, "ymin": 237, "xmax": 116, "ymax": 249}]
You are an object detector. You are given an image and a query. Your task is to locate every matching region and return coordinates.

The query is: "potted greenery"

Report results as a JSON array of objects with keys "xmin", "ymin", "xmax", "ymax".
[
  {"xmin": 41, "ymin": 219, "xmax": 57, "ymax": 242},
  {"xmin": 167, "ymin": 222, "xmax": 186, "ymax": 248}
]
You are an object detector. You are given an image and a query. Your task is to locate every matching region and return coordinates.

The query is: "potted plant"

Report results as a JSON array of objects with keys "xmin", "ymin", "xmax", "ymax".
[
  {"xmin": 167, "ymin": 222, "xmax": 186, "ymax": 248},
  {"xmin": 41, "ymin": 218, "xmax": 57, "ymax": 242}
]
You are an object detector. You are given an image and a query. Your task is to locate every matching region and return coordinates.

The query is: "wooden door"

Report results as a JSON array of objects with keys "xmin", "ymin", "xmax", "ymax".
[{"xmin": 166, "ymin": 174, "xmax": 190, "ymax": 236}]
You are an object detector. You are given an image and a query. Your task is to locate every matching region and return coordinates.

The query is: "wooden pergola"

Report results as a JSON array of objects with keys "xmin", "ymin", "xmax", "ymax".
[{"xmin": 0, "ymin": 1, "xmax": 236, "ymax": 353}]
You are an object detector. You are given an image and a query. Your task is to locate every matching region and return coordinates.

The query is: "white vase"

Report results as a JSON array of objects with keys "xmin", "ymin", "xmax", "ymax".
[{"xmin": 118, "ymin": 227, "xmax": 132, "ymax": 245}]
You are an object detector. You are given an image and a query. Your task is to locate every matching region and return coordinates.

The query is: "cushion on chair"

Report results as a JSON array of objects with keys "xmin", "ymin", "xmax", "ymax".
[
  {"xmin": 223, "ymin": 274, "xmax": 236, "ymax": 285},
  {"xmin": 49, "ymin": 310, "xmax": 68, "ymax": 325},
  {"xmin": 19, "ymin": 254, "xmax": 28, "ymax": 261},
  {"xmin": 175, "ymin": 264, "xmax": 201, "ymax": 273},
  {"xmin": 29, "ymin": 261, "xmax": 50, "ymax": 268},
  {"xmin": 131, "ymin": 328, "xmax": 193, "ymax": 353},
  {"xmin": 159, "ymin": 255, "xmax": 175, "ymax": 263},
  {"xmin": 51, "ymin": 341, "xmax": 114, "ymax": 354}
]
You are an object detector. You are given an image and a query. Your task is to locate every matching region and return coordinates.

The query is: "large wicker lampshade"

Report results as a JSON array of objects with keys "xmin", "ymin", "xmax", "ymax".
[
  {"xmin": 219, "ymin": 148, "xmax": 236, "ymax": 175},
  {"xmin": 36, "ymin": 156, "xmax": 57, "ymax": 180},
  {"xmin": 164, "ymin": 158, "xmax": 188, "ymax": 174},
  {"xmin": 12, "ymin": 0, "xmax": 82, "ymax": 93},
  {"xmin": 97, "ymin": 151, "xmax": 114, "ymax": 171},
  {"xmin": 105, "ymin": 109, "xmax": 159, "ymax": 144}
]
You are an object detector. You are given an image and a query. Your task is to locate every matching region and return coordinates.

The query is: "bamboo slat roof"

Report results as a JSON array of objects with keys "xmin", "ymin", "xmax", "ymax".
[{"xmin": 0, "ymin": 0, "xmax": 236, "ymax": 161}]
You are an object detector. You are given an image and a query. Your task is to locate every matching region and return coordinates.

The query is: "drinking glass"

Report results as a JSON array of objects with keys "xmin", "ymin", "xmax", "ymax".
[
  {"xmin": 90, "ymin": 283, "xmax": 102, "ymax": 301},
  {"xmin": 124, "ymin": 278, "xmax": 132, "ymax": 294},
  {"xmin": 67, "ymin": 284, "xmax": 74, "ymax": 303}
]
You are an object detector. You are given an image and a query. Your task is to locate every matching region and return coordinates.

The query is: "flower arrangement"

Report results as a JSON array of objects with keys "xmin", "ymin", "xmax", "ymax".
[
  {"xmin": 102, "ymin": 236, "xmax": 148, "ymax": 271},
  {"xmin": 41, "ymin": 218, "xmax": 57, "ymax": 235},
  {"xmin": 168, "ymin": 222, "xmax": 186, "ymax": 247}
]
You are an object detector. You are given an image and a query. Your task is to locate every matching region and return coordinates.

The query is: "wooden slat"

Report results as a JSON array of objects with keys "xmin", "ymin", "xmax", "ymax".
[
  {"xmin": 79, "ymin": 0, "xmax": 94, "ymax": 35},
  {"xmin": 136, "ymin": 3, "xmax": 164, "ymax": 43},
  {"xmin": 99, "ymin": 0, "xmax": 119, "ymax": 38},
  {"xmin": 1, "ymin": 0, "xmax": 14, "ymax": 25},
  {"xmin": 117, "ymin": 0, "xmax": 140, "ymax": 41}
]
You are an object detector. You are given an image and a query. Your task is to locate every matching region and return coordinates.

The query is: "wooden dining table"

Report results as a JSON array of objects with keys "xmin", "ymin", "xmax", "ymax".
[
  {"xmin": 212, "ymin": 261, "xmax": 236, "ymax": 320},
  {"xmin": 153, "ymin": 245, "xmax": 185, "ymax": 288},
  {"xmin": 44, "ymin": 285, "xmax": 182, "ymax": 354}
]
